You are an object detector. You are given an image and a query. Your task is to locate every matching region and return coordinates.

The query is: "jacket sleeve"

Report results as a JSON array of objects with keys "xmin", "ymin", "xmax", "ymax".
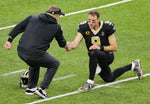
[
  {"xmin": 55, "ymin": 26, "xmax": 66, "ymax": 47},
  {"xmin": 8, "ymin": 15, "xmax": 32, "ymax": 39}
]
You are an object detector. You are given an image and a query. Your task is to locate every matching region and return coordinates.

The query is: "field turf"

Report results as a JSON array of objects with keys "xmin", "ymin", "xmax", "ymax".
[{"xmin": 0, "ymin": 0, "xmax": 150, "ymax": 104}]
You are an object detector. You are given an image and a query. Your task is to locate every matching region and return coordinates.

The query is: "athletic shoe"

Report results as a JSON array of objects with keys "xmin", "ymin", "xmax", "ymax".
[
  {"xmin": 25, "ymin": 87, "xmax": 37, "ymax": 95},
  {"xmin": 35, "ymin": 87, "xmax": 47, "ymax": 99},
  {"xmin": 132, "ymin": 59, "xmax": 142, "ymax": 80},
  {"xmin": 78, "ymin": 82, "xmax": 94, "ymax": 92}
]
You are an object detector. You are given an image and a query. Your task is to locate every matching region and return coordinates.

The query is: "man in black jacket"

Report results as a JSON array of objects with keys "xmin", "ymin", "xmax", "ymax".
[{"xmin": 4, "ymin": 5, "xmax": 68, "ymax": 99}]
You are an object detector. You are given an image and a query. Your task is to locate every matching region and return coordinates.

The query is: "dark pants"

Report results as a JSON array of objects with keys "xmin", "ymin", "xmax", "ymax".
[
  {"xmin": 18, "ymin": 51, "xmax": 59, "ymax": 89},
  {"xmin": 88, "ymin": 50, "xmax": 132, "ymax": 82}
]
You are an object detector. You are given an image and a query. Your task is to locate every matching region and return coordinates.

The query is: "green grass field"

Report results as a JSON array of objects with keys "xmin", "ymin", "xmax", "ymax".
[{"xmin": 0, "ymin": 0, "xmax": 150, "ymax": 104}]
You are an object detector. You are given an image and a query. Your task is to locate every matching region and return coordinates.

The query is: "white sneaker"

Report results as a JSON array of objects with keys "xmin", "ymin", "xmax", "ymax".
[
  {"xmin": 35, "ymin": 87, "xmax": 47, "ymax": 99},
  {"xmin": 78, "ymin": 82, "xmax": 94, "ymax": 92},
  {"xmin": 25, "ymin": 87, "xmax": 37, "ymax": 95},
  {"xmin": 132, "ymin": 59, "xmax": 142, "ymax": 80}
]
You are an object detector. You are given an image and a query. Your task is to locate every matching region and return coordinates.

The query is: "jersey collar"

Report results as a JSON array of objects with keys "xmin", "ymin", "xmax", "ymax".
[{"xmin": 90, "ymin": 21, "xmax": 103, "ymax": 35}]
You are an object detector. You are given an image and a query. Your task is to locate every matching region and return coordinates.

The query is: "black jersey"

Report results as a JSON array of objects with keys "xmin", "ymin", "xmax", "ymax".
[{"xmin": 78, "ymin": 21, "xmax": 116, "ymax": 51}]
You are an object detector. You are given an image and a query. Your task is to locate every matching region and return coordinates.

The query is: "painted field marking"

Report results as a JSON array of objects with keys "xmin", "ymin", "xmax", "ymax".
[
  {"xmin": 106, "ymin": 85, "xmax": 121, "ymax": 88},
  {"xmin": 1, "ymin": 69, "xmax": 26, "ymax": 76},
  {"xmin": 0, "ymin": 24, "xmax": 16, "ymax": 31},
  {"xmin": 0, "ymin": 0, "xmax": 132, "ymax": 31},
  {"xmin": 64, "ymin": 0, "xmax": 132, "ymax": 17},
  {"xmin": 52, "ymin": 74, "xmax": 76, "ymax": 81},
  {"xmin": 1, "ymin": 69, "xmax": 76, "ymax": 81},
  {"xmin": 26, "ymin": 73, "xmax": 150, "ymax": 104}
]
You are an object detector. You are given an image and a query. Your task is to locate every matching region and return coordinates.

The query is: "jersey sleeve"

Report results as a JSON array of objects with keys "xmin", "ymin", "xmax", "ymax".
[
  {"xmin": 104, "ymin": 21, "xmax": 116, "ymax": 36},
  {"xmin": 77, "ymin": 21, "xmax": 87, "ymax": 35}
]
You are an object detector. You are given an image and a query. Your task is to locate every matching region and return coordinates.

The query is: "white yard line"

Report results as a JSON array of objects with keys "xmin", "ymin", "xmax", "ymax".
[
  {"xmin": 26, "ymin": 73, "xmax": 150, "ymax": 104},
  {"xmin": 0, "ymin": 24, "xmax": 16, "ymax": 31},
  {"xmin": 52, "ymin": 74, "xmax": 76, "ymax": 81},
  {"xmin": 93, "ymin": 73, "xmax": 150, "ymax": 89},
  {"xmin": 1, "ymin": 70, "xmax": 76, "ymax": 81},
  {"xmin": 1, "ymin": 69, "xmax": 26, "ymax": 76},
  {"xmin": 64, "ymin": 0, "xmax": 132, "ymax": 17},
  {"xmin": 0, "ymin": 0, "xmax": 132, "ymax": 31}
]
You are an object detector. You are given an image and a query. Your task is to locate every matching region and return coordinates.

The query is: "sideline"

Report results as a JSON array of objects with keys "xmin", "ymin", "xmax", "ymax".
[
  {"xmin": 26, "ymin": 73, "xmax": 150, "ymax": 104},
  {"xmin": 0, "ymin": 0, "xmax": 132, "ymax": 31}
]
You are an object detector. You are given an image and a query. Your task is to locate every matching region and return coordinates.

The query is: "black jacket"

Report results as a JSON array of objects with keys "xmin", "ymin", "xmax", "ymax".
[{"xmin": 9, "ymin": 13, "xmax": 66, "ymax": 55}]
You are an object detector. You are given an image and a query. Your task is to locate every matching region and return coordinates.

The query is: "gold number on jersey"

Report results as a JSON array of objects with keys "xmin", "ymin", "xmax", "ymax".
[{"xmin": 91, "ymin": 36, "xmax": 101, "ymax": 46}]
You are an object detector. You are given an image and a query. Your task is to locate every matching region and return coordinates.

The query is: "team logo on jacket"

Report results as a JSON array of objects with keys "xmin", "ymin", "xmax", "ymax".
[
  {"xmin": 101, "ymin": 32, "xmax": 105, "ymax": 36},
  {"xmin": 85, "ymin": 31, "xmax": 90, "ymax": 35}
]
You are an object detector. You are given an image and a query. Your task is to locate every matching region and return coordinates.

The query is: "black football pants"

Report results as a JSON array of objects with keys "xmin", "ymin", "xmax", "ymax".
[
  {"xmin": 88, "ymin": 50, "xmax": 132, "ymax": 82},
  {"xmin": 18, "ymin": 51, "xmax": 59, "ymax": 89}
]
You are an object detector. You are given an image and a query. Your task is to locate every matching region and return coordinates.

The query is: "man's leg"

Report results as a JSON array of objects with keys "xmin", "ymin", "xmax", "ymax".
[
  {"xmin": 34, "ymin": 53, "xmax": 59, "ymax": 98},
  {"xmin": 88, "ymin": 50, "xmax": 98, "ymax": 80},
  {"xmin": 112, "ymin": 64, "xmax": 132, "ymax": 80},
  {"xmin": 25, "ymin": 66, "xmax": 40, "ymax": 95},
  {"xmin": 78, "ymin": 50, "xmax": 97, "ymax": 92},
  {"xmin": 78, "ymin": 50, "xmax": 107, "ymax": 92},
  {"xmin": 28, "ymin": 66, "xmax": 40, "ymax": 88},
  {"xmin": 98, "ymin": 65, "xmax": 114, "ymax": 82},
  {"xmin": 96, "ymin": 50, "xmax": 132, "ymax": 82},
  {"xmin": 88, "ymin": 50, "xmax": 113, "ymax": 81},
  {"xmin": 39, "ymin": 53, "xmax": 60, "ymax": 89},
  {"xmin": 99, "ymin": 64, "xmax": 131, "ymax": 82}
]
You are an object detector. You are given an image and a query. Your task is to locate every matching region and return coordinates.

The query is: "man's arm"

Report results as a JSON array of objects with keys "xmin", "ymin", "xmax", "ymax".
[
  {"xmin": 8, "ymin": 16, "xmax": 32, "ymax": 39},
  {"xmin": 4, "ymin": 16, "xmax": 32, "ymax": 50},
  {"xmin": 66, "ymin": 32, "xmax": 83, "ymax": 51},
  {"xmin": 89, "ymin": 34, "xmax": 117, "ymax": 51},
  {"xmin": 104, "ymin": 34, "xmax": 117, "ymax": 51},
  {"xmin": 71, "ymin": 32, "xmax": 83, "ymax": 49}
]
